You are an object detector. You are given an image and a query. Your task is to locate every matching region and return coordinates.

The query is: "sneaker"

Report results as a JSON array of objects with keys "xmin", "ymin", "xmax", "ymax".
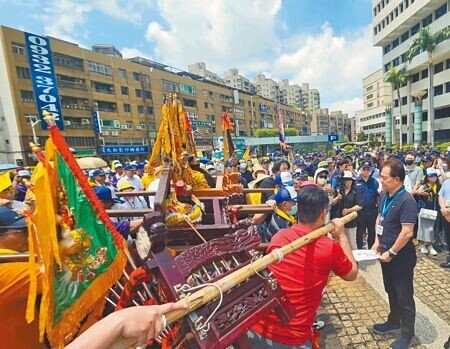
[
  {"xmin": 312, "ymin": 320, "xmax": 325, "ymax": 330},
  {"xmin": 389, "ymin": 336, "xmax": 412, "ymax": 349},
  {"xmin": 373, "ymin": 322, "xmax": 401, "ymax": 335},
  {"xmin": 419, "ymin": 244, "xmax": 428, "ymax": 254},
  {"xmin": 428, "ymin": 245, "xmax": 438, "ymax": 256}
]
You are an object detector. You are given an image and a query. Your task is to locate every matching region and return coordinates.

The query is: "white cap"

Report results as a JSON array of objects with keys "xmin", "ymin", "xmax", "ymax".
[
  {"xmin": 426, "ymin": 167, "xmax": 438, "ymax": 176},
  {"xmin": 18, "ymin": 170, "xmax": 31, "ymax": 177}
]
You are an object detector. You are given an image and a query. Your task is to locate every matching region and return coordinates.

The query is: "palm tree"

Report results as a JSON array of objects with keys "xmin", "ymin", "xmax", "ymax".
[
  {"xmin": 405, "ymin": 26, "xmax": 450, "ymax": 146},
  {"xmin": 384, "ymin": 66, "xmax": 407, "ymax": 147}
]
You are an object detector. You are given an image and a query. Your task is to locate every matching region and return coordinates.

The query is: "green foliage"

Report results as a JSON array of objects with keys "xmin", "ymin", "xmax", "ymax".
[
  {"xmin": 343, "ymin": 145, "xmax": 354, "ymax": 154},
  {"xmin": 405, "ymin": 27, "xmax": 450, "ymax": 62},
  {"xmin": 357, "ymin": 131, "xmax": 367, "ymax": 142},
  {"xmin": 369, "ymin": 134, "xmax": 380, "ymax": 148},
  {"xmin": 343, "ymin": 135, "xmax": 349, "ymax": 143},
  {"xmin": 436, "ymin": 142, "xmax": 450, "ymax": 152},
  {"xmin": 255, "ymin": 128, "xmax": 297, "ymax": 137},
  {"xmin": 401, "ymin": 144, "xmax": 414, "ymax": 151},
  {"xmin": 384, "ymin": 66, "xmax": 407, "ymax": 89}
]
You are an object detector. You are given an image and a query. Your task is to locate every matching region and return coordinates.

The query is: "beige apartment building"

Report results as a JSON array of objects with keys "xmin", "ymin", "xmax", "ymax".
[{"xmin": 0, "ymin": 26, "xmax": 309, "ymax": 165}]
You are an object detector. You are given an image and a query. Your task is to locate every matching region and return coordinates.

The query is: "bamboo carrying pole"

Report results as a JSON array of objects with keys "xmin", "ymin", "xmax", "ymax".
[{"xmin": 109, "ymin": 212, "xmax": 357, "ymax": 349}]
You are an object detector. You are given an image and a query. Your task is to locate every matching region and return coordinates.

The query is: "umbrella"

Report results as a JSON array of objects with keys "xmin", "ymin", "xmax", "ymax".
[
  {"xmin": 0, "ymin": 164, "xmax": 20, "ymax": 171},
  {"xmin": 76, "ymin": 157, "xmax": 107, "ymax": 170}
]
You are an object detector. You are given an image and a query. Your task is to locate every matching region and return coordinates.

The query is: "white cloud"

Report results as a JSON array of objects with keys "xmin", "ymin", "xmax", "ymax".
[
  {"xmin": 121, "ymin": 47, "xmax": 152, "ymax": 60},
  {"xmin": 145, "ymin": 0, "xmax": 282, "ymax": 73},
  {"xmin": 272, "ymin": 23, "xmax": 381, "ymax": 112},
  {"xmin": 329, "ymin": 97, "xmax": 363, "ymax": 116},
  {"xmin": 145, "ymin": 2, "xmax": 381, "ymax": 115}
]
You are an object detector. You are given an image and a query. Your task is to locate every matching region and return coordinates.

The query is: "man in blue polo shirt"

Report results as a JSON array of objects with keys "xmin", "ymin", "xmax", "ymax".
[
  {"xmin": 371, "ymin": 159, "xmax": 417, "ymax": 349},
  {"xmin": 355, "ymin": 160, "xmax": 379, "ymax": 249}
]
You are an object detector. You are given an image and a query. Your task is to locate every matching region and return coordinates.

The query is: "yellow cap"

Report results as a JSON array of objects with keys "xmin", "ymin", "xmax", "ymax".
[{"xmin": 118, "ymin": 180, "xmax": 134, "ymax": 192}]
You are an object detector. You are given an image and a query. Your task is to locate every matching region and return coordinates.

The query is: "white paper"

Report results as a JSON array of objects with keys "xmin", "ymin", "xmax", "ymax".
[{"xmin": 352, "ymin": 249, "xmax": 380, "ymax": 262}]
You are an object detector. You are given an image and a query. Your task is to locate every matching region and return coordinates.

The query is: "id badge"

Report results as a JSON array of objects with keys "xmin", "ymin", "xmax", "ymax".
[{"xmin": 376, "ymin": 225, "xmax": 383, "ymax": 236}]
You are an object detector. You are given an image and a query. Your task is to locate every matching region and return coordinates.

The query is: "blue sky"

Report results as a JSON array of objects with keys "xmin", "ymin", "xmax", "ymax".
[{"xmin": 0, "ymin": 0, "xmax": 381, "ymax": 114}]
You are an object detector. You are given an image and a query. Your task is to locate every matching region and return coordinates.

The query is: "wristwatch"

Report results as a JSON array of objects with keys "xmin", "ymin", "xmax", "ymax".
[{"xmin": 388, "ymin": 248, "xmax": 397, "ymax": 258}]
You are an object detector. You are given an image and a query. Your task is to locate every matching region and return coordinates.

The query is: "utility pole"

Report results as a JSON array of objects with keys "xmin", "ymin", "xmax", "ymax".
[{"xmin": 25, "ymin": 115, "xmax": 40, "ymax": 145}]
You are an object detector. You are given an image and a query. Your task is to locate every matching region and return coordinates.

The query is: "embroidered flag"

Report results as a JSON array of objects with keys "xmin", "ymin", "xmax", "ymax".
[
  {"xmin": 27, "ymin": 118, "xmax": 127, "ymax": 348},
  {"xmin": 222, "ymin": 112, "xmax": 235, "ymax": 161}
]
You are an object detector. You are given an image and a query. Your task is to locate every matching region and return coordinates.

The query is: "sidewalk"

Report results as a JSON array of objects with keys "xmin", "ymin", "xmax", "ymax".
[{"xmin": 317, "ymin": 251, "xmax": 450, "ymax": 348}]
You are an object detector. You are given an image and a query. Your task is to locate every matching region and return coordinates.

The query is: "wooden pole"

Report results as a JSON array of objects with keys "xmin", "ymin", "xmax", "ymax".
[{"xmin": 109, "ymin": 212, "xmax": 357, "ymax": 349}]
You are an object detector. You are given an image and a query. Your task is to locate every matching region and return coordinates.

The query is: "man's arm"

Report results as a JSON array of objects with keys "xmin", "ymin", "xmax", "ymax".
[
  {"xmin": 371, "ymin": 214, "xmax": 381, "ymax": 254},
  {"xmin": 330, "ymin": 218, "xmax": 358, "ymax": 281}
]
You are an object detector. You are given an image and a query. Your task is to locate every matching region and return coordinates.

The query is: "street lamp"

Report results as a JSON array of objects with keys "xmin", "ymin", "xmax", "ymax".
[{"xmin": 25, "ymin": 115, "xmax": 40, "ymax": 145}]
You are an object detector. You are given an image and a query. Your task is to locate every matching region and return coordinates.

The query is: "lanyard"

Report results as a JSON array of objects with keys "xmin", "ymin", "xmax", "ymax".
[{"xmin": 381, "ymin": 187, "xmax": 405, "ymax": 219}]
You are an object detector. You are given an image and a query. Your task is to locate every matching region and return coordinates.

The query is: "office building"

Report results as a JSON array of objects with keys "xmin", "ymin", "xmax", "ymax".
[
  {"xmin": 357, "ymin": 68, "xmax": 392, "ymax": 142},
  {"xmin": 372, "ymin": 0, "xmax": 450, "ymax": 144},
  {"xmin": 223, "ymin": 68, "xmax": 255, "ymax": 93},
  {"xmin": 0, "ymin": 26, "xmax": 309, "ymax": 165},
  {"xmin": 311, "ymin": 108, "xmax": 351, "ymax": 137}
]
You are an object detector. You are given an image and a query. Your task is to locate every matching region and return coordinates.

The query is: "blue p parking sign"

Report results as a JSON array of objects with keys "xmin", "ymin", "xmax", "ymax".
[{"xmin": 328, "ymin": 134, "xmax": 338, "ymax": 142}]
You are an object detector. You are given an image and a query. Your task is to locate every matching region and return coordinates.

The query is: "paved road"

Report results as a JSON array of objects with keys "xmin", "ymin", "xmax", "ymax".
[{"xmin": 317, "ymin": 250, "xmax": 450, "ymax": 348}]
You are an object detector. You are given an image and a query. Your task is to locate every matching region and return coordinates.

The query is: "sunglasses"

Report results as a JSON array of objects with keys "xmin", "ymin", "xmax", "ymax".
[{"xmin": 318, "ymin": 175, "xmax": 327, "ymax": 179}]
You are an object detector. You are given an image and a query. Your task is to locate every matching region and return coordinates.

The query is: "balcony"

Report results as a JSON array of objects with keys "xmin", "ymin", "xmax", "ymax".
[{"xmin": 58, "ymin": 79, "xmax": 88, "ymax": 90}]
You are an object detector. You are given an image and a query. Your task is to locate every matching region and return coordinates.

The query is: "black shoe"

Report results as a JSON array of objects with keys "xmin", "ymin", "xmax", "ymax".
[
  {"xmin": 389, "ymin": 336, "xmax": 412, "ymax": 349},
  {"xmin": 373, "ymin": 322, "xmax": 401, "ymax": 335}
]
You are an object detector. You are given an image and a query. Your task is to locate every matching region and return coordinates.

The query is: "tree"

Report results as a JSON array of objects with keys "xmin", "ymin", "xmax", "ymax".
[
  {"xmin": 405, "ymin": 26, "xmax": 450, "ymax": 146},
  {"xmin": 384, "ymin": 66, "xmax": 407, "ymax": 147},
  {"xmin": 357, "ymin": 130, "xmax": 367, "ymax": 142}
]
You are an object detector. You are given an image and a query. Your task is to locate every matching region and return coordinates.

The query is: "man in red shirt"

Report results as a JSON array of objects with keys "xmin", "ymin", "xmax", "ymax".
[{"xmin": 250, "ymin": 185, "xmax": 358, "ymax": 348}]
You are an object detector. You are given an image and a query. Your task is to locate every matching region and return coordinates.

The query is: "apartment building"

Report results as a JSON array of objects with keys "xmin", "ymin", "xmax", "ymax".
[
  {"xmin": 357, "ymin": 68, "xmax": 393, "ymax": 142},
  {"xmin": 279, "ymin": 79, "xmax": 302, "ymax": 108},
  {"xmin": 0, "ymin": 26, "xmax": 309, "ymax": 165},
  {"xmin": 223, "ymin": 68, "xmax": 255, "ymax": 93},
  {"xmin": 301, "ymin": 83, "xmax": 321, "ymax": 112},
  {"xmin": 187, "ymin": 62, "xmax": 226, "ymax": 85},
  {"xmin": 311, "ymin": 108, "xmax": 351, "ymax": 137},
  {"xmin": 372, "ymin": 0, "xmax": 450, "ymax": 144},
  {"xmin": 253, "ymin": 74, "xmax": 280, "ymax": 101}
]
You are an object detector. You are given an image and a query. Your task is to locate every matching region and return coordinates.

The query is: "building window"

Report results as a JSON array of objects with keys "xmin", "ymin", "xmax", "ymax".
[
  {"xmin": 384, "ymin": 44, "xmax": 391, "ymax": 54},
  {"xmin": 88, "ymin": 61, "xmax": 112, "ymax": 75},
  {"xmin": 401, "ymin": 30, "xmax": 409, "ymax": 42},
  {"xmin": 92, "ymin": 81, "xmax": 114, "ymax": 94},
  {"xmin": 161, "ymin": 79, "xmax": 179, "ymax": 92},
  {"xmin": 422, "ymin": 14, "xmax": 433, "ymax": 27},
  {"xmin": 147, "ymin": 106, "xmax": 153, "ymax": 115},
  {"xmin": 434, "ymin": 61, "xmax": 444, "ymax": 74},
  {"xmin": 121, "ymin": 86, "xmax": 128, "ymax": 95},
  {"xmin": 392, "ymin": 56, "xmax": 400, "ymax": 66},
  {"xmin": 135, "ymin": 89, "xmax": 142, "ymax": 98},
  {"xmin": 119, "ymin": 68, "xmax": 127, "ymax": 79},
  {"xmin": 16, "ymin": 66, "xmax": 30, "ymax": 79},
  {"xmin": 435, "ymin": 3, "xmax": 447, "ymax": 19},
  {"xmin": 421, "ymin": 69, "xmax": 428, "ymax": 79},
  {"xmin": 54, "ymin": 53, "xmax": 84, "ymax": 70},
  {"xmin": 143, "ymin": 91, "xmax": 151, "ymax": 99},
  {"xmin": 411, "ymin": 23, "xmax": 420, "ymax": 35},
  {"xmin": 11, "ymin": 42, "xmax": 25, "ymax": 55},
  {"xmin": 405, "ymin": 0, "xmax": 409, "ymax": 8},
  {"xmin": 95, "ymin": 101, "xmax": 116, "ymax": 112},
  {"xmin": 20, "ymin": 90, "xmax": 34, "ymax": 102},
  {"xmin": 180, "ymin": 84, "xmax": 196, "ymax": 95},
  {"xmin": 123, "ymin": 103, "xmax": 131, "ymax": 113},
  {"xmin": 401, "ymin": 96, "xmax": 407, "ymax": 105},
  {"xmin": 367, "ymin": 94, "xmax": 374, "ymax": 100},
  {"xmin": 445, "ymin": 82, "xmax": 450, "ymax": 94},
  {"xmin": 133, "ymin": 72, "xmax": 140, "ymax": 81},
  {"xmin": 182, "ymin": 98, "xmax": 197, "ymax": 108},
  {"xmin": 392, "ymin": 38, "xmax": 399, "ymax": 48},
  {"xmin": 434, "ymin": 84, "xmax": 443, "ymax": 96},
  {"xmin": 137, "ymin": 105, "xmax": 144, "ymax": 113}
]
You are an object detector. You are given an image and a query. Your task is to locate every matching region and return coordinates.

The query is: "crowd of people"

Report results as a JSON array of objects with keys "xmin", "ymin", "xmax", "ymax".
[{"xmin": 1, "ymin": 145, "xmax": 450, "ymax": 349}]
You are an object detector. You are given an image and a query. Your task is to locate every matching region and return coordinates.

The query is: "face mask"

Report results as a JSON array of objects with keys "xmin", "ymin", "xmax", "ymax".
[
  {"xmin": 415, "ymin": 157, "xmax": 421, "ymax": 164},
  {"xmin": 288, "ymin": 205, "xmax": 297, "ymax": 217},
  {"xmin": 405, "ymin": 160, "xmax": 414, "ymax": 166},
  {"xmin": 428, "ymin": 177, "xmax": 437, "ymax": 183},
  {"xmin": 305, "ymin": 162, "xmax": 311, "ymax": 167},
  {"xmin": 317, "ymin": 178, "xmax": 327, "ymax": 186}
]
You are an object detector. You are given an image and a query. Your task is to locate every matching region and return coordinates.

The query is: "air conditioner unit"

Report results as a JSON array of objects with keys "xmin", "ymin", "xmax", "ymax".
[
  {"xmin": 113, "ymin": 120, "xmax": 121, "ymax": 128},
  {"xmin": 111, "ymin": 131, "xmax": 119, "ymax": 136},
  {"xmin": 136, "ymin": 126, "xmax": 142, "ymax": 130},
  {"xmin": 64, "ymin": 120, "xmax": 71, "ymax": 126},
  {"xmin": 121, "ymin": 125, "xmax": 128, "ymax": 130},
  {"xmin": 82, "ymin": 118, "xmax": 90, "ymax": 125},
  {"xmin": 102, "ymin": 130, "xmax": 109, "ymax": 136}
]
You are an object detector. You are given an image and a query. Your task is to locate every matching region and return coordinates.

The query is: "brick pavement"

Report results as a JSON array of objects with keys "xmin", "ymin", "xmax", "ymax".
[{"xmin": 315, "ymin": 246, "xmax": 450, "ymax": 348}]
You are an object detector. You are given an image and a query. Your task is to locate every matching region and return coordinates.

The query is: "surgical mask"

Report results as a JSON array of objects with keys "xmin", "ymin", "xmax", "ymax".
[
  {"xmin": 288, "ymin": 205, "xmax": 297, "ymax": 217},
  {"xmin": 305, "ymin": 162, "xmax": 311, "ymax": 167},
  {"xmin": 317, "ymin": 178, "xmax": 327, "ymax": 186},
  {"xmin": 405, "ymin": 160, "xmax": 414, "ymax": 166},
  {"xmin": 415, "ymin": 157, "xmax": 421, "ymax": 164},
  {"xmin": 428, "ymin": 177, "xmax": 437, "ymax": 183}
]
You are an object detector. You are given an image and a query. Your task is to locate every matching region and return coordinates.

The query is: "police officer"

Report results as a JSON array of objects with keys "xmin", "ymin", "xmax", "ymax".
[
  {"xmin": 372, "ymin": 159, "xmax": 417, "ymax": 349},
  {"xmin": 355, "ymin": 160, "xmax": 379, "ymax": 249}
]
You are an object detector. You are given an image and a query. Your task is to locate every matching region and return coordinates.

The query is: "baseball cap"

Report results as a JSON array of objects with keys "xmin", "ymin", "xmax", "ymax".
[
  {"xmin": 273, "ymin": 186, "xmax": 298, "ymax": 204},
  {"xmin": 114, "ymin": 162, "xmax": 123, "ymax": 168},
  {"xmin": 293, "ymin": 159, "xmax": 304, "ymax": 166},
  {"xmin": 317, "ymin": 161, "xmax": 328, "ymax": 168},
  {"xmin": 124, "ymin": 164, "xmax": 137, "ymax": 171},
  {"xmin": 94, "ymin": 186, "xmax": 123, "ymax": 203},
  {"xmin": 292, "ymin": 169, "xmax": 308, "ymax": 181},
  {"xmin": 239, "ymin": 163, "xmax": 247, "ymax": 170},
  {"xmin": 422, "ymin": 155, "xmax": 432, "ymax": 162},
  {"xmin": 261, "ymin": 157, "xmax": 271, "ymax": 164},
  {"xmin": 426, "ymin": 168, "xmax": 438, "ymax": 177},
  {"xmin": 93, "ymin": 169, "xmax": 105, "ymax": 177},
  {"xmin": 275, "ymin": 172, "xmax": 295, "ymax": 186},
  {"xmin": 0, "ymin": 206, "xmax": 27, "ymax": 230},
  {"xmin": 206, "ymin": 164, "xmax": 215, "ymax": 171},
  {"xmin": 88, "ymin": 170, "xmax": 95, "ymax": 179},
  {"xmin": 360, "ymin": 161, "xmax": 372, "ymax": 168},
  {"xmin": 342, "ymin": 170, "xmax": 355, "ymax": 180}
]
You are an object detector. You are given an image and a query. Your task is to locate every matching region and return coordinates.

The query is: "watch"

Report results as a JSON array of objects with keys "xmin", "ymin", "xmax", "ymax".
[{"xmin": 388, "ymin": 249, "xmax": 397, "ymax": 258}]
